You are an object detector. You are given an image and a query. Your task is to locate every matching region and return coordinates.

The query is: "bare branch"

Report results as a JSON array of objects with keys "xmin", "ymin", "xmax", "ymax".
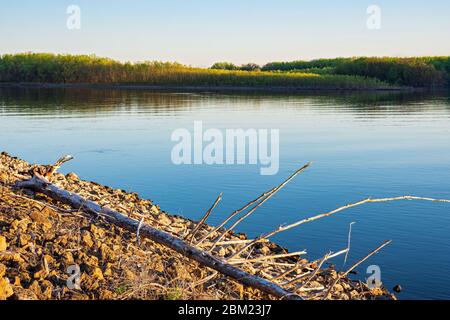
[
  {"xmin": 207, "ymin": 162, "xmax": 312, "ymax": 250},
  {"xmin": 323, "ymin": 240, "xmax": 392, "ymax": 300},
  {"xmin": 187, "ymin": 193, "xmax": 222, "ymax": 243},
  {"xmin": 230, "ymin": 195, "xmax": 450, "ymax": 259},
  {"xmin": 229, "ymin": 250, "xmax": 307, "ymax": 265},
  {"xmin": 197, "ymin": 162, "xmax": 312, "ymax": 247}
]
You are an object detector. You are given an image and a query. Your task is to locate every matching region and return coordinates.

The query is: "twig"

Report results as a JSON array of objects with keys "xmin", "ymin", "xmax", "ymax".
[
  {"xmin": 344, "ymin": 222, "xmax": 356, "ymax": 266},
  {"xmin": 323, "ymin": 240, "xmax": 392, "ymax": 300},
  {"xmin": 302, "ymin": 252, "xmax": 332, "ymax": 287},
  {"xmin": 229, "ymin": 250, "xmax": 307, "ymax": 265},
  {"xmin": 136, "ymin": 217, "xmax": 145, "ymax": 247},
  {"xmin": 283, "ymin": 249, "xmax": 348, "ymax": 287},
  {"xmin": 187, "ymin": 193, "xmax": 222, "ymax": 243},
  {"xmin": 230, "ymin": 195, "xmax": 450, "ymax": 259},
  {"xmin": 282, "ymin": 271, "xmax": 312, "ymax": 286},
  {"xmin": 192, "ymin": 271, "xmax": 219, "ymax": 288},
  {"xmin": 271, "ymin": 262, "xmax": 304, "ymax": 282},
  {"xmin": 208, "ymin": 162, "xmax": 312, "ymax": 250},
  {"xmin": 196, "ymin": 162, "xmax": 312, "ymax": 247},
  {"xmin": 215, "ymin": 239, "xmax": 261, "ymax": 246},
  {"xmin": 9, "ymin": 192, "xmax": 77, "ymax": 214},
  {"xmin": 302, "ymin": 248, "xmax": 348, "ymax": 287}
]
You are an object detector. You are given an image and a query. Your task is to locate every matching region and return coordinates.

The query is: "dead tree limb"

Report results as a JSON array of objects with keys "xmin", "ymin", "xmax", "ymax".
[
  {"xmin": 230, "ymin": 196, "xmax": 450, "ymax": 259},
  {"xmin": 208, "ymin": 162, "xmax": 312, "ymax": 250},
  {"xmin": 196, "ymin": 162, "xmax": 312, "ymax": 247},
  {"xmin": 187, "ymin": 193, "xmax": 222, "ymax": 243},
  {"xmin": 323, "ymin": 240, "xmax": 392, "ymax": 300},
  {"xmin": 15, "ymin": 175, "xmax": 301, "ymax": 300}
]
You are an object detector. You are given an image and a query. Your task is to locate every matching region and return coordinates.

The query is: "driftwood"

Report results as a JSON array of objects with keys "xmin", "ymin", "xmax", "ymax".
[
  {"xmin": 15, "ymin": 174, "xmax": 301, "ymax": 300},
  {"xmin": 12, "ymin": 154, "xmax": 450, "ymax": 300},
  {"xmin": 229, "ymin": 195, "xmax": 450, "ymax": 259}
]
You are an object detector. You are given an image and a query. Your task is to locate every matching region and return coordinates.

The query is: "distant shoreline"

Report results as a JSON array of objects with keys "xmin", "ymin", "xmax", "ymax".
[{"xmin": 0, "ymin": 82, "xmax": 416, "ymax": 93}]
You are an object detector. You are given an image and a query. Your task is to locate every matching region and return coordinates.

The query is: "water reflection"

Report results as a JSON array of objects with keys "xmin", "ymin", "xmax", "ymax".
[
  {"xmin": 1, "ymin": 87, "xmax": 450, "ymax": 299},
  {"xmin": 1, "ymin": 87, "xmax": 449, "ymax": 118}
]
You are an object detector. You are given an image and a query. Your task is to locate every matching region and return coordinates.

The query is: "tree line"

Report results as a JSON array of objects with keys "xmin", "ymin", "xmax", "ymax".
[
  {"xmin": 212, "ymin": 57, "xmax": 450, "ymax": 88},
  {"xmin": 0, "ymin": 53, "xmax": 393, "ymax": 90}
]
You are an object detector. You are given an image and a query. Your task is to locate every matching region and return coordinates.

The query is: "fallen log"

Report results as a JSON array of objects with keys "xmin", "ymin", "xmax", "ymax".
[{"xmin": 15, "ymin": 175, "xmax": 301, "ymax": 300}]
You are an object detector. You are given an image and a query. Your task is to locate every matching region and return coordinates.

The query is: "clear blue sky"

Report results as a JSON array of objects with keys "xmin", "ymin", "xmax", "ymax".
[{"xmin": 0, "ymin": 0, "xmax": 449, "ymax": 66}]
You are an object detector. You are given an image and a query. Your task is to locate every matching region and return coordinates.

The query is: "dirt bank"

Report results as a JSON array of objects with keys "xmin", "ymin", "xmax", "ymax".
[{"xmin": 0, "ymin": 152, "xmax": 395, "ymax": 300}]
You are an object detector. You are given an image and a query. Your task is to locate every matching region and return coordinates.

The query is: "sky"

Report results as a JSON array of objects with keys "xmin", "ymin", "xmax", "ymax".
[{"xmin": 0, "ymin": 0, "xmax": 449, "ymax": 67}]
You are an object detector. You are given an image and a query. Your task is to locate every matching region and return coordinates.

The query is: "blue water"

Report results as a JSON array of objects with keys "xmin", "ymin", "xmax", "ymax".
[{"xmin": 1, "ymin": 88, "xmax": 450, "ymax": 299}]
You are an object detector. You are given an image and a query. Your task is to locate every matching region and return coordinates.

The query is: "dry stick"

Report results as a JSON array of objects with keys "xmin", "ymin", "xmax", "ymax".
[
  {"xmin": 344, "ymin": 222, "xmax": 356, "ymax": 266},
  {"xmin": 16, "ymin": 175, "xmax": 302, "ymax": 300},
  {"xmin": 215, "ymin": 239, "xmax": 260, "ymax": 246},
  {"xmin": 195, "ymin": 189, "xmax": 276, "ymax": 246},
  {"xmin": 192, "ymin": 271, "xmax": 219, "ymax": 288},
  {"xmin": 136, "ymin": 217, "xmax": 145, "ymax": 247},
  {"xmin": 196, "ymin": 162, "xmax": 312, "ymax": 246},
  {"xmin": 301, "ymin": 249, "xmax": 348, "ymax": 287},
  {"xmin": 209, "ymin": 162, "xmax": 313, "ymax": 251},
  {"xmin": 323, "ymin": 240, "xmax": 392, "ymax": 300},
  {"xmin": 282, "ymin": 272, "xmax": 312, "ymax": 286},
  {"xmin": 230, "ymin": 195, "xmax": 450, "ymax": 259},
  {"xmin": 271, "ymin": 261, "xmax": 304, "ymax": 282},
  {"xmin": 283, "ymin": 249, "xmax": 348, "ymax": 287},
  {"xmin": 301, "ymin": 252, "xmax": 332, "ymax": 287},
  {"xmin": 187, "ymin": 193, "xmax": 222, "ymax": 243},
  {"xmin": 9, "ymin": 192, "xmax": 77, "ymax": 214},
  {"xmin": 229, "ymin": 250, "xmax": 307, "ymax": 265}
]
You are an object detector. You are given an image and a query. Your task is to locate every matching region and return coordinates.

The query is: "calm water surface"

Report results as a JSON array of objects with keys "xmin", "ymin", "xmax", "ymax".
[{"xmin": 1, "ymin": 88, "xmax": 450, "ymax": 299}]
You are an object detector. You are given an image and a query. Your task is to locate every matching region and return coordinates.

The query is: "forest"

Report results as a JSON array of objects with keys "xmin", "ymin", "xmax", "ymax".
[{"xmin": 1, "ymin": 53, "xmax": 448, "ymax": 89}]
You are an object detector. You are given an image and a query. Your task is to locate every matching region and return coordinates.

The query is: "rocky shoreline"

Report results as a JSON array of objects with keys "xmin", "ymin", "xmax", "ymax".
[{"xmin": 0, "ymin": 152, "xmax": 395, "ymax": 300}]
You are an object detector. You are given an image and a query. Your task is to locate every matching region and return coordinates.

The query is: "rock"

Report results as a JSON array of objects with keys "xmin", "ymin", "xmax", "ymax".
[
  {"xmin": 0, "ymin": 277, "xmax": 14, "ymax": 300},
  {"xmin": 11, "ymin": 286, "xmax": 38, "ymax": 300},
  {"xmin": 0, "ymin": 264, "xmax": 6, "ymax": 277},
  {"xmin": 257, "ymin": 245, "xmax": 271, "ymax": 255},
  {"xmin": 349, "ymin": 290, "xmax": 360, "ymax": 299},
  {"xmin": 90, "ymin": 224, "xmax": 106, "ymax": 239},
  {"xmin": 0, "ymin": 251, "xmax": 25, "ymax": 264},
  {"xmin": 151, "ymin": 260, "xmax": 164, "ymax": 273},
  {"xmin": 0, "ymin": 236, "xmax": 7, "ymax": 251},
  {"xmin": 173, "ymin": 262, "xmax": 192, "ymax": 280},
  {"xmin": 66, "ymin": 172, "xmax": 79, "ymax": 181},
  {"xmin": 92, "ymin": 268, "xmax": 104, "ymax": 281},
  {"xmin": 99, "ymin": 289, "xmax": 115, "ymax": 300},
  {"xmin": 30, "ymin": 210, "xmax": 52, "ymax": 230},
  {"xmin": 334, "ymin": 283, "xmax": 344, "ymax": 292},
  {"xmin": 19, "ymin": 234, "xmax": 31, "ymax": 247},
  {"xmin": 99, "ymin": 243, "xmax": 115, "ymax": 261},
  {"xmin": 217, "ymin": 247, "xmax": 226, "ymax": 257},
  {"xmin": 158, "ymin": 214, "xmax": 172, "ymax": 226},
  {"xmin": 62, "ymin": 251, "xmax": 74, "ymax": 265},
  {"xmin": 34, "ymin": 267, "xmax": 48, "ymax": 280},
  {"xmin": 81, "ymin": 231, "xmax": 94, "ymax": 248},
  {"xmin": 341, "ymin": 282, "xmax": 352, "ymax": 291},
  {"xmin": 40, "ymin": 280, "xmax": 54, "ymax": 299},
  {"xmin": 393, "ymin": 284, "xmax": 402, "ymax": 293},
  {"xmin": 0, "ymin": 172, "xmax": 8, "ymax": 184},
  {"xmin": 150, "ymin": 205, "xmax": 159, "ymax": 214},
  {"xmin": 370, "ymin": 287, "xmax": 384, "ymax": 296},
  {"xmin": 124, "ymin": 270, "xmax": 136, "ymax": 281},
  {"xmin": 103, "ymin": 264, "xmax": 113, "ymax": 277},
  {"xmin": 11, "ymin": 218, "xmax": 31, "ymax": 232}
]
